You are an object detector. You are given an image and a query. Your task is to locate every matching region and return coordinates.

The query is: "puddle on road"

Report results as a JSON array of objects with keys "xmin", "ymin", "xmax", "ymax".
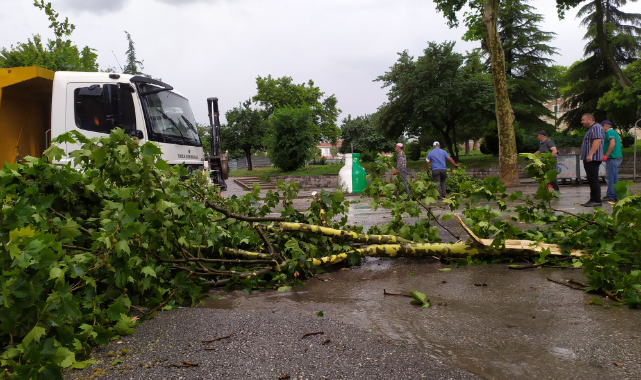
[{"xmin": 201, "ymin": 259, "xmax": 641, "ymax": 379}]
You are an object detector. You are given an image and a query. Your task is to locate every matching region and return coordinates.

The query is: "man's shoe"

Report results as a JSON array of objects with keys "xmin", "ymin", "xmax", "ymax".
[
  {"xmin": 580, "ymin": 201, "xmax": 591, "ymax": 206},
  {"xmin": 583, "ymin": 201, "xmax": 602, "ymax": 207},
  {"xmin": 602, "ymin": 196, "xmax": 617, "ymax": 202}
]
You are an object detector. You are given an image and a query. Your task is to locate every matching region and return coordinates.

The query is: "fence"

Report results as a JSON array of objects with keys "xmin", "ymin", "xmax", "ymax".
[{"xmin": 228, "ymin": 156, "xmax": 273, "ymax": 171}]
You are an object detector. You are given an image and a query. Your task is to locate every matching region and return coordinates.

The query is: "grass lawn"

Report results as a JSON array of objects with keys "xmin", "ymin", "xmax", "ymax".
[
  {"xmin": 622, "ymin": 142, "xmax": 641, "ymax": 157},
  {"xmin": 229, "ymin": 163, "xmax": 344, "ymax": 178}
]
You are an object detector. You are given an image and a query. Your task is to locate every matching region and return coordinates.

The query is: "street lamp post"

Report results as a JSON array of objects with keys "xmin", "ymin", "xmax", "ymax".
[
  {"xmin": 554, "ymin": 90, "xmax": 561, "ymax": 129},
  {"xmin": 634, "ymin": 118, "xmax": 640, "ymax": 182}
]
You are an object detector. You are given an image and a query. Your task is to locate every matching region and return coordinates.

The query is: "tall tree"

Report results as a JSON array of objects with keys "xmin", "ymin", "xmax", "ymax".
[
  {"xmin": 376, "ymin": 41, "xmax": 494, "ymax": 161},
  {"xmin": 339, "ymin": 113, "xmax": 395, "ymax": 155},
  {"xmin": 434, "ymin": 0, "xmax": 521, "ymax": 185},
  {"xmin": 123, "ymin": 31, "xmax": 145, "ymax": 75},
  {"xmin": 0, "ymin": 1, "xmax": 97, "ymax": 71},
  {"xmin": 557, "ymin": 0, "xmax": 640, "ymax": 89},
  {"xmin": 252, "ymin": 75, "xmax": 341, "ymax": 143},
  {"xmin": 266, "ymin": 107, "xmax": 316, "ymax": 172},
  {"xmin": 221, "ymin": 100, "xmax": 265, "ymax": 171},
  {"xmin": 492, "ymin": 0, "xmax": 559, "ymax": 132},
  {"xmin": 557, "ymin": 0, "xmax": 641, "ymax": 129}
]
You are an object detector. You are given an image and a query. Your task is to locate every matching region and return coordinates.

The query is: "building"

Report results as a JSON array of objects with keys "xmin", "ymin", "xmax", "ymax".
[
  {"xmin": 316, "ymin": 140, "xmax": 343, "ymax": 159},
  {"xmin": 540, "ymin": 97, "xmax": 570, "ymax": 131}
]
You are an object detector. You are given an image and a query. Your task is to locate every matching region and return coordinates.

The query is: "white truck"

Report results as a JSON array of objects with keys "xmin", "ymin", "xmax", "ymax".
[{"xmin": 0, "ymin": 66, "xmax": 228, "ymax": 189}]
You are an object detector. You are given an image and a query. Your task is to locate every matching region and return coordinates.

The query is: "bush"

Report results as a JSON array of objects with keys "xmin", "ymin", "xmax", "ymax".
[
  {"xmin": 309, "ymin": 157, "xmax": 327, "ymax": 165},
  {"xmin": 267, "ymin": 107, "xmax": 316, "ymax": 172},
  {"xmin": 406, "ymin": 142, "xmax": 422, "ymax": 161},
  {"xmin": 360, "ymin": 151, "xmax": 378, "ymax": 163},
  {"xmin": 480, "ymin": 132, "xmax": 499, "ymax": 155},
  {"xmin": 552, "ymin": 132, "xmax": 585, "ymax": 148},
  {"xmin": 480, "ymin": 129, "xmax": 527, "ymax": 156},
  {"xmin": 520, "ymin": 134, "xmax": 540, "ymax": 153},
  {"xmin": 621, "ymin": 132, "xmax": 635, "ymax": 148}
]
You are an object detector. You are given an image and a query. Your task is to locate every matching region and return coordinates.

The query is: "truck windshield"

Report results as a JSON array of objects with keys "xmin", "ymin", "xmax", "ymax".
[{"xmin": 140, "ymin": 85, "xmax": 201, "ymax": 147}]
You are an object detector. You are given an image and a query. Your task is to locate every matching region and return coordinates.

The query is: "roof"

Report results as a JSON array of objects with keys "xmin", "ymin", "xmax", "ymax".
[{"xmin": 316, "ymin": 139, "xmax": 342, "ymax": 148}]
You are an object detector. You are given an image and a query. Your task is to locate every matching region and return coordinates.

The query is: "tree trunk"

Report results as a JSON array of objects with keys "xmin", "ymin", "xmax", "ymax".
[
  {"xmin": 245, "ymin": 149, "xmax": 253, "ymax": 171},
  {"xmin": 483, "ymin": 0, "xmax": 520, "ymax": 186},
  {"xmin": 465, "ymin": 139, "xmax": 471, "ymax": 156},
  {"xmin": 438, "ymin": 128, "xmax": 457, "ymax": 161},
  {"xmin": 594, "ymin": 0, "xmax": 634, "ymax": 89}
]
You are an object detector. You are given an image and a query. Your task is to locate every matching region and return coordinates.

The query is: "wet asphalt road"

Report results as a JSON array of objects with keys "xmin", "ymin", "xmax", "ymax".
[{"xmin": 65, "ymin": 180, "xmax": 640, "ymax": 380}]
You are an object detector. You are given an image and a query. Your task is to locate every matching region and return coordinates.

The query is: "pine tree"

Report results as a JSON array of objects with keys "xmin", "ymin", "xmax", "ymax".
[
  {"xmin": 123, "ymin": 31, "xmax": 144, "ymax": 75},
  {"xmin": 559, "ymin": 0, "xmax": 641, "ymax": 130},
  {"xmin": 495, "ymin": 0, "xmax": 558, "ymax": 133}
]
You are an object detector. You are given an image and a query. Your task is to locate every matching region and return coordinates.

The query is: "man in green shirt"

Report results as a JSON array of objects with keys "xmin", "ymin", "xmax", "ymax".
[{"xmin": 601, "ymin": 120, "xmax": 623, "ymax": 202}]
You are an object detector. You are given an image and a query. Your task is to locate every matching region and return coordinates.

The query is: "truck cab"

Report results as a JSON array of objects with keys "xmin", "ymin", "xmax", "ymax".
[{"xmin": 0, "ymin": 67, "xmax": 205, "ymax": 170}]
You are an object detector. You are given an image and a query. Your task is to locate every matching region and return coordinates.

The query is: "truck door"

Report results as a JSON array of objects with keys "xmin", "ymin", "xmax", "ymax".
[{"xmin": 65, "ymin": 82, "xmax": 145, "ymax": 154}]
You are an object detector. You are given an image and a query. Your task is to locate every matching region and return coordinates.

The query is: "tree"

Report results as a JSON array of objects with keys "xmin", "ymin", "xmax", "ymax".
[
  {"xmin": 557, "ymin": 0, "xmax": 641, "ymax": 130},
  {"xmin": 557, "ymin": 0, "xmax": 640, "ymax": 90},
  {"xmin": 338, "ymin": 113, "xmax": 395, "ymax": 155},
  {"xmin": 267, "ymin": 107, "xmax": 316, "ymax": 172},
  {"xmin": 196, "ymin": 122, "xmax": 211, "ymax": 160},
  {"xmin": 598, "ymin": 59, "xmax": 641, "ymax": 130},
  {"xmin": 492, "ymin": 0, "xmax": 559, "ymax": 132},
  {"xmin": 252, "ymin": 75, "xmax": 341, "ymax": 143},
  {"xmin": 375, "ymin": 41, "xmax": 495, "ymax": 161},
  {"xmin": 0, "ymin": 1, "xmax": 98, "ymax": 71},
  {"xmin": 123, "ymin": 31, "xmax": 145, "ymax": 75},
  {"xmin": 434, "ymin": 0, "xmax": 521, "ymax": 185},
  {"xmin": 221, "ymin": 100, "xmax": 265, "ymax": 171}
]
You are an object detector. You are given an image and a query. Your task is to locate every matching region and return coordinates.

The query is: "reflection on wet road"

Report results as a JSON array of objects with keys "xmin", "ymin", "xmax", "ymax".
[{"xmin": 202, "ymin": 260, "xmax": 641, "ymax": 379}]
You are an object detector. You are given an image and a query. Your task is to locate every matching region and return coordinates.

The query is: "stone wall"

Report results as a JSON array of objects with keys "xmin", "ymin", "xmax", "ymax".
[
  {"xmin": 466, "ymin": 166, "xmax": 529, "ymax": 179},
  {"xmin": 619, "ymin": 156, "xmax": 641, "ymax": 174},
  {"xmin": 269, "ymin": 174, "xmax": 339, "ymax": 189}
]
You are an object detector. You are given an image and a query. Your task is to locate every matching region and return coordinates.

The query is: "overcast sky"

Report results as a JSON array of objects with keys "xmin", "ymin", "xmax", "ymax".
[{"xmin": 0, "ymin": 0, "xmax": 615, "ymax": 125}]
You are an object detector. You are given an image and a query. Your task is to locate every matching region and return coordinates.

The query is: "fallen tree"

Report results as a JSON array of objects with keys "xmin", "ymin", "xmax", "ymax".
[{"xmin": 0, "ymin": 131, "xmax": 639, "ymax": 378}]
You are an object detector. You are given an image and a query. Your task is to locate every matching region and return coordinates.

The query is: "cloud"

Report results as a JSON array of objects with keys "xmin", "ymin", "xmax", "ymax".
[
  {"xmin": 59, "ymin": 0, "xmax": 222, "ymax": 14},
  {"xmin": 59, "ymin": 0, "xmax": 129, "ymax": 13}
]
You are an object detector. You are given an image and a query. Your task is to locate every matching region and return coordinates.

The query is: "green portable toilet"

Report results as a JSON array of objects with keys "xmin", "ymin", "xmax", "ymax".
[{"xmin": 338, "ymin": 153, "xmax": 367, "ymax": 193}]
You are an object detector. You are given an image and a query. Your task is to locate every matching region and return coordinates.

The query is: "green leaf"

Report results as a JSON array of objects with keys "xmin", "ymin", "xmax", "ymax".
[
  {"xmin": 113, "ymin": 314, "xmax": 136, "ymax": 335},
  {"xmin": 141, "ymin": 266, "xmax": 156, "ymax": 278},
  {"xmin": 105, "ymin": 302, "xmax": 128, "ymax": 321},
  {"xmin": 316, "ymin": 311, "xmax": 324, "ymax": 317},
  {"xmin": 71, "ymin": 359, "xmax": 97, "ymax": 369},
  {"xmin": 438, "ymin": 268, "xmax": 451, "ymax": 271},
  {"xmin": 277, "ymin": 286, "xmax": 292, "ymax": 292},
  {"xmin": 22, "ymin": 325, "xmax": 47, "ymax": 346},
  {"xmin": 92, "ymin": 326, "xmax": 115, "ymax": 346},
  {"xmin": 112, "ymin": 360, "xmax": 124, "ymax": 366},
  {"xmin": 409, "ymin": 291, "xmax": 426, "ymax": 302},
  {"xmin": 52, "ymin": 347, "xmax": 75, "ymax": 368},
  {"xmin": 115, "ymin": 240, "xmax": 130, "ymax": 254}
]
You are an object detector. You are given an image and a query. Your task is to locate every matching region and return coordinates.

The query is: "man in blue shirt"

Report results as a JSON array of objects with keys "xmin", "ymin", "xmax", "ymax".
[
  {"xmin": 580, "ymin": 113, "xmax": 604, "ymax": 207},
  {"xmin": 426, "ymin": 141, "xmax": 459, "ymax": 199}
]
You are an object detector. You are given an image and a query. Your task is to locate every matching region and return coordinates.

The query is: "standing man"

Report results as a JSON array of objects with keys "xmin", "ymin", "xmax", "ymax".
[
  {"xmin": 533, "ymin": 130, "xmax": 560, "ymax": 195},
  {"xmin": 393, "ymin": 143, "xmax": 410, "ymax": 196},
  {"xmin": 426, "ymin": 141, "xmax": 459, "ymax": 200},
  {"xmin": 601, "ymin": 120, "xmax": 623, "ymax": 202},
  {"xmin": 580, "ymin": 113, "xmax": 604, "ymax": 207}
]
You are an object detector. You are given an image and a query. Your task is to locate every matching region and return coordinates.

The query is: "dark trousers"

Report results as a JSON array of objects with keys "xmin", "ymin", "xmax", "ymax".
[
  {"xmin": 583, "ymin": 160, "xmax": 602, "ymax": 203},
  {"xmin": 432, "ymin": 169, "xmax": 447, "ymax": 198}
]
